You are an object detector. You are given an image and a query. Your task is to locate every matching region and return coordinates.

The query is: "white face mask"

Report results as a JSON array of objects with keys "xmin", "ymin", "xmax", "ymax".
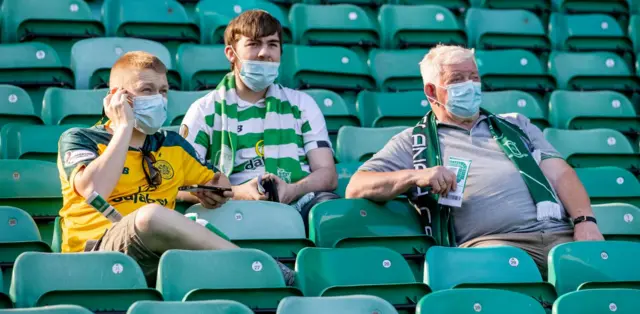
[
  {"xmin": 133, "ymin": 94, "xmax": 167, "ymax": 134},
  {"xmin": 428, "ymin": 80, "xmax": 482, "ymax": 119}
]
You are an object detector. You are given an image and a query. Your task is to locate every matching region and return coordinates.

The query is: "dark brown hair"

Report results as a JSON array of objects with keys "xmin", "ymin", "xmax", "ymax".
[{"xmin": 224, "ymin": 10, "xmax": 283, "ymax": 70}]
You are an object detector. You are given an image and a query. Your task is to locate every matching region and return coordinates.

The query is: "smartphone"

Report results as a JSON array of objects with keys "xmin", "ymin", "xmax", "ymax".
[{"xmin": 179, "ymin": 185, "xmax": 231, "ymax": 194}]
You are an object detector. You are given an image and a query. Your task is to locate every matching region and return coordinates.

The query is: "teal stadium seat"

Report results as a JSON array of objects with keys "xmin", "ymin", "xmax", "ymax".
[
  {"xmin": 465, "ymin": 9, "xmax": 549, "ymax": 51},
  {"xmin": 379, "ymin": 5, "xmax": 465, "ymax": 49},
  {"xmin": 10, "ymin": 252, "xmax": 162, "ymax": 311},
  {"xmin": 576, "ymin": 167, "xmax": 640, "ymax": 207},
  {"xmin": 0, "ymin": 124, "xmax": 77, "ymax": 163},
  {"xmin": 549, "ymin": 52, "xmax": 640, "ymax": 92},
  {"xmin": 101, "ymin": 0, "xmax": 198, "ymax": 57},
  {"xmin": 303, "ymin": 89, "xmax": 360, "ymax": 147},
  {"xmin": 156, "ymin": 249, "xmax": 301, "ymax": 311},
  {"xmin": 41, "ymin": 88, "xmax": 104, "ymax": 126},
  {"xmin": 176, "ymin": 44, "xmax": 228, "ymax": 91},
  {"xmin": 475, "ymin": 49, "xmax": 555, "ymax": 94},
  {"xmin": 356, "ymin": 90, "xmax": 428, "ymax": 128},
  {"xmin": 481, "ymin": 91, "xmax": 548, "ymax": 129},
  {"xmin": 592, "ymin": 203, "xmax": 640, "ymax": 242},
  {"xmin": 548, "ymin": 241, "xmax": 640, "ymax": 295},
  {"xmin": 71, "ymin": 38, "xmax": 176, "ymax": 90},
  {"xmin": 473, "ymin": 0, "xmax": 550, "ymax": 11},
  {"xmin": 195, "ymin": 0, "xmax": 291, "ymax": 44},
  {"xmin": 0, "ymin": 85, "xmax": 42, "ymax": 129},
  {"xmin": 290, "ymin": 4, "xmax": 379, "ymax": 47},
  {"xmin": 0, "ymin": 43, "xmax": 73, "ymax": 113},
  {"xmin": 552, "ymin": 289, "xmax": 640, "ymax": 314},
  {"xmin": 549, "ymin": 13, "xmax": 631, "ymax": 53},
  {"xmin": 335, "ymin": 162, "xmax": 362, "ymax": 198},
  {"xmin": 336, "ymin": 126, "xmax": 408, "ymax": 163},
  {"xmin": 0, "ymin": 0, "xmax": 104, "ymax": 66},
  {"xmin": 0, "ymin": 269, "xmax": 12, "ymax": 309},
  {"xmin": 127, "ymin": 300, "xmax": 254, "ymax": 314},
  {"xmin": 417, "ymin": 289, "xmax": 546, "ymax": 314},
  {"xmin": 302, "ymin": 0, "xmax": 384, "ymax": 5},
  {"xmin": 277, "ymin": 295, "xmax": 399, "ymax": 314},
  {"xmin": 0, "ymin": 305, "xmax": 94, "ymax": 313},
  {"xmin": 388, "ymin": 0, "xmax": 469, "ymax": 12},
  {"xmin": 166, "ymin": 90, "xmax": 208, "ymax": 126},
  {"xmin": 629, "ymin": 15, "xmax": 640, "ymax": 53},
  {"xmin": 551, "ymin": 0, "xmax": 630, "ymax": 14},
  {"xmin": 369, "ymin": 49, "xmax": 427, "ymax": 92}
]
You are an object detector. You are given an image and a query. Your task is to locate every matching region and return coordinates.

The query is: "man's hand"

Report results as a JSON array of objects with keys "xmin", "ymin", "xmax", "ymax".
[
  {"xmin": 232, "ymin": 177, "xmax": 268, "ymax": 201},
  {"xmin": 573, "ymin": 221, "xmax": 605, "ymax": 241},
  {"xmin": 413, "ymin": 166, "xmax": 457, "ymax": 196},
  {"xmin": 104, "ymin": 88, "xmax": 135, "ymax": 129},
  {"xmin": 194, "ymin": 172, "xmax": 234, "ymax": 209},
  {"xmin": 263, "ymin": 173, "xmax": 300, "ymax": 205}
]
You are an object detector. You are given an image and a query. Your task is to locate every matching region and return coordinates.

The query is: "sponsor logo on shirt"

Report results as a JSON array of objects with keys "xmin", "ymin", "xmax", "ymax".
[
  {"xmin": 64, "ymin": 150, "xmax": 96, "ymax": 167},
  {"xmin": 244, "ymin": 156, "xmax": 264, "ymax": 170},
  {"xmin": 111, "ymin": 193, "xmax": 169, "ymax": 206}
]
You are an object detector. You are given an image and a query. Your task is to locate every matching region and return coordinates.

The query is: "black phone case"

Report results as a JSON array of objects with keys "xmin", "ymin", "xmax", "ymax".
[{"xmin": 262, "ymin": 179, "xmax": 280, "ymax": 203}]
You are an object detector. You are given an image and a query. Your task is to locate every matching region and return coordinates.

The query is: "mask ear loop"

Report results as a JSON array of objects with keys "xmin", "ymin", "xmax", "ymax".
[{"xmin": 426, "ymin": 83, "xmax": 446, "ymax": 107}]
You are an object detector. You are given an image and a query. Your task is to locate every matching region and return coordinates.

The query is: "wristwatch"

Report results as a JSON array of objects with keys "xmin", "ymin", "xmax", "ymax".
[{"xmin": 572, "ymin": 216, "xmax": 597, "ymax": 225}]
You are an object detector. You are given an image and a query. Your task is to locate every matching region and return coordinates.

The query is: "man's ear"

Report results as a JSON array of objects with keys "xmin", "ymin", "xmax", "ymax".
[
  {"xmin": 424, "ymin": 83, "xmax": 436, "ymax": 100},
  {"xmin": 224, "ymin": 45, "xmax": 235, "ymax": 64}
]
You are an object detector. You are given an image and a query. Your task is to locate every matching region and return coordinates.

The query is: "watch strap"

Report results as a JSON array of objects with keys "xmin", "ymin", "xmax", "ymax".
[{"xmin": 573, "ymin": 216, "xmax": 597, "ymax": 225}]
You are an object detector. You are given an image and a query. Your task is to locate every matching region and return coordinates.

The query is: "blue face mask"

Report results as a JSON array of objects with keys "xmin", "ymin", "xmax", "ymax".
[
  {"xmin": 433, "ymin": 80, "xmax": 482, "ymax": 119},
  {"xmin": 133, "ymin": 94, "xmax": 167, "ymax": 134},
  {"xmin": 231, "ymin": 46, "xmax": 280, "ymax": 92}
]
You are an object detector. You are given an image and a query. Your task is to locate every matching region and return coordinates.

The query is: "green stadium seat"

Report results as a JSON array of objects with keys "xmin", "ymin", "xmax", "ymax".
[
  {"xmin": 473, "ymin": 0, "xmax": 550, "ymax": 11},
  {"xmin": 71, "ymin": 38, "xmax": 176, "ymax": 90},
  {"xmin": 388, "ymin": 0, "xmax": 469, "ymax": 12},
  {"xmin": 0, "ymin": 268, "xmax": 12, "ymax": 308},
  {"xmin": 102, "ymin": 0, "xmax": 198, "ymax": 57},
  {"xmin": 335, "ymin": 162, "xmax": 362, "ymax": 198},
  {"xmin": 10, "ymin": 252, "xmax": 162, "ymax": 310},
  {"xmin": 51, "ymin": 217, "xmax": 61, "ymax": 253},
  {"xmin": 280, "ymin": 45, "xmax": 374, "ymax": 91},
  {"xmin": 0, "ymin": 0, "xmax": 105, "ymax": 66},
  {"xmin": 357, "ymin": 90, "xmax": 428, "ymax": 128},
  {"xmin": 303, "ymin": 89, "xmax": 359, "ymax": 147},
  {"xmin": 549, "ymin": 13, "xmax": 631, "ymax": 52},
  {"xmin": 548, "ymin": 91, "xmax": 639, "ymax": 136},
  {"xmin": 176, "ymin": 44, "xmax": 228, "ymax": 91},
  {"xmin": 0, "ymin": 305, "xmax": 94, "ymax": 313},
  {"xmin": 551, "ymin": 0, "xmax": 630, "ymax": 14},
  {"xmin": 41, "ymin": 88, "xmax": 104, "ymax": 126},
  {"xmin": 379, "ymin": 5, "xmax": 465, "ymax": 49},
  {"xmin": 295, "ymin": 247, "xmax": 431, "ymax": 311},
  {"xmin": 166, "ymin": 90, "xmax": 208, "ymax": 126},
  {"xmin": 336, "ymin": 126, "xmax": 408, "ymax": 163},
  {"xmin": 290, "ymin": 4, "xmax": 379, "ymax": 47},
  {"xmin": 0, "ymin": 43, "xmax": 74, "ymax": 113},
  {"xmin": 482, "ymin": 91, "xmax": 548, "ymax": 129},
  {"xmin": 0, "ymin": 85, "xmax": 42, "ymax": 130},
  {"xmin": 552, "ymin": 289, "xmax": 640, "ymax": 314},
  {"xmin": 417, "ymin": 289, "xmax": 546, "ymax": 314},
  {"xmin": 185, "ymin": 201, "xmax": 314, "ymax": 265},
  {"xmin": 369, "ymin": 49, "xmax": 427, "ymax": 92},
  {"xmin": 0, "ymin": 124, "xmax": 77, "ymax": 163},
  {"xmin": 276, "ymin": 295, "xmax": 398, "ymax": 314},
  {"xmin": 475, "ymin": 49, "xmax": 555, "ymax": 94},
  {"xmin": 593, "ymin": 203, "xmax": 640, "ymax": 242},
  {"xmin": 549, "ymin": 51, "xmax": 639, "ymax": 92},
  {"xmin": 127, "ymin": 300, "xmax": 254, "ymax": 314},
  {"xmin": 156, "ymin": 249, "xmax": 301, "ymax": 311},
  {"xmin": 576, "ymin": 167, "xmax": 640, "ymax": 207},
  {"xmin": 629, "ymin": 15, "xmax": 640, "ymax": 53},
  {"xmin": 548, "ymin": 241, "xmax": 640, "ymax": 295},
  {"xmin": 309, "ymin": 199, "xmax": 435, "ymax": 280},
  {"xmin": 195, "ymin": 0, "xmax": 291, "ymax": 44},
  {"xmin": 465, "ymin": 9, "xmax": 549, "ymax": 51},
  {"xmin": 302, "ymin": 0, "xmax": 384, "ymax": 5}
]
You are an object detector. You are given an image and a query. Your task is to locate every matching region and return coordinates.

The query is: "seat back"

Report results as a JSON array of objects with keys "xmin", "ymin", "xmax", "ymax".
[
  {"xmin": 549, "ymin": 51, "xmax": 638, "ymax": 91},
  {"xmin": 303, "ymin": 89, "xmax": 359, "ymax": 144},
  {"xmin": 127, "ymin": 300, "xmax": 254, "ymax": 314},
  {"xmin": 548, "ymin": 91, "xmax": 638, "ymax": 132},
  {"xmin": 0, "ymin": 160, "xmax": 62, "ymax": 218},
  {"xmin": 552, "ymin": 289, "xmax": 640, "ymax": 314},
  {"xmin": 0, "ymin": 305, "xmax": 95, "ymax": 313},
  {"xmin": 166, "ymin": 90, "xmax": 208, "ymax": 126},
  {"xmin": 41, "ymin": 88, "xmax": 104, "ymax": 126},
  {"xmin": 176, "ymin": 44, "xmax": 227, "ymax": 91},
  {"xmin": 0, "ymin": 84, "xmax": 41, "ymax": 129},
  {"xmin": 549, "ymin": 13, "xmax": 630, "ymax": 52},
  {"xmin": 334, "ymin": 162, "xmax": 362, "ymax": 198},
  {"xmin": 576, "ymin": 167, "xmax": 640, "ymax": 207},
  {"xmin": 592, "ymin": 203, "xmax": 640, "ymax": 242},
  {"xmin": 336, "ymin": 126, "xmax": 408, "ymax": 163},
  {"xmin": 551, "ymin": 0, "xmax": 629, "ymax": 14},
  {"xmin": 369, "ymin": 49, "xmax": 427, "ymax": 92},
  {"xmin": 466, "ymin": 9, "xmax": 548, "ymax": 51},
  {"xmin": 357, "ymin": 90, "xmax": 428, "ymax": 128},
  {"xmin": 0, "ymin": 124, "xmax": 76, "ymax": 162},
  {"xmin": 276, "ymin": 295, "xmax": 398, "ymax": 314},
  {"xmin": 417, "ymin": 289, "xmax": 546, "ymax": 314},
  {"xmin": 482, "ymin": 90, "xmax": 547, "ymax": 129},
  {"xmin": 475, "ymin": 49, "xmax": 555, "ymax": 92}
]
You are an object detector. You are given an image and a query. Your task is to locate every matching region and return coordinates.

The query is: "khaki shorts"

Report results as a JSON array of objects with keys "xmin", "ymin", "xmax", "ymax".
[
  {"xmin": 459, "ymin": 231, "xmax": 574, "ymax": 278},
  {"xmin": 85, "ymin": 210, "xmax": 159, "ymax": 285}
]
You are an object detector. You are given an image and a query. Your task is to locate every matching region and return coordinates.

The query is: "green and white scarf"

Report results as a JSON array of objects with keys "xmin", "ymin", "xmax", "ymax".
[
  {"xmin": 210, "ymin": 74, "xmax": 308, "ymax": 183},
  {"xmin": 410, "ymin": 109, "xmax": 562, "ymax": 246}
]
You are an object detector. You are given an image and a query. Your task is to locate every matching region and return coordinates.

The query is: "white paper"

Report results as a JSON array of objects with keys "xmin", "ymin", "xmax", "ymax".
[{"xmin": 438, "ymin": 157, "xmax": 472, "ymax": 207}]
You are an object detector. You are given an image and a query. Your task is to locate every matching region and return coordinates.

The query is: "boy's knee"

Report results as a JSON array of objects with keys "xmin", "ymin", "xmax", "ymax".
[{"xmin": 134, "ymin": 204, "xmax": 168, "ymax": 235}]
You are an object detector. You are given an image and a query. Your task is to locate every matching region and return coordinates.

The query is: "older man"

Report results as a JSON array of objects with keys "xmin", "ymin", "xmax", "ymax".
[{"xmin": 346, "ymin": 45, "xmax": 603, "ymax": 275}]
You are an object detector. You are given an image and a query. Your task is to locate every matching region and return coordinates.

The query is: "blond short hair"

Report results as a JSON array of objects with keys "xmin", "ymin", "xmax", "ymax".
[
  {"xmin": 419, "ymin": 45, "xmax": 476, "ymax": 85},
  {"xmin": 109, "ymin": 51, "xmax": 167, "ymax": 85}
]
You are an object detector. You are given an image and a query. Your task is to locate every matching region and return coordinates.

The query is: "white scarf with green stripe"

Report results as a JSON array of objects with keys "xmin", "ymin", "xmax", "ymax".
[{"xmin": 210, "ymin": 74, "xmax": 308, "ymax": 183}]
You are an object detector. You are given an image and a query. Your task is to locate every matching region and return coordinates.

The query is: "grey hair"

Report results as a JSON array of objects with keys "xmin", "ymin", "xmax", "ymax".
[{"xmin": 419, "ymin": 45, "xmax": 476, "ymax": 86}]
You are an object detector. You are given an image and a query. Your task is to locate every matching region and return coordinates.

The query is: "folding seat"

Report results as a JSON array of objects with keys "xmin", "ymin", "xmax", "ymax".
[
  {"xmin": 549, "ymin": 51, "xmax": 640, "ymax": 92},
  {"xmin": 481, "ymin": 90, "xmax": 548, "ymax": 129},
  {"xmin": 127, "ymin": 300, "xmax": 253, "ymax": 314},
  {"xmin": 549, "ymin": 13, "xmax": 631, "ymax": 52},
  {"xmin": 0, "ymin": 305, "xmax": 94, "ymax": 313},
  {"xmin": 157, "ymin": 249, "xmax": 301, "ymax": 311},
  {"xmin": 388, "ymin": 0, "xmax": 470, "ymax": 12},
  {"xmin": 418, "ymin": 289, "xmax": 546, "ymax": 314},
  {"xmin": 290, "ymin": 4, "xmax": 379, "ymax": 47},
  {"xmin": 334, "ymin": 162, "xmax": 363, "ymax": 198},
  {"xmin": 629, "ymin": 15, "xmax": 640, "ymax": 53},
  {"xmin": 475, "ymin": 50, "xmax": 555, "ymax": 94},
  {"xmin": 302, "ymin": 0, "xmax": 384, "ymax": 5},
  {"xmin": 465, "ymin": 9, "xmax": 549, "ymax": 51},
  {"xmin": 71, "ymin": 38, "xmax": 177, "ymax": 90},
  {"xmin": 336, "ymin": 126, "xmax": 408, "ymax": 162},
  {"xmin": 10, "ymin": 252, "xmax": 163, "ymax": 310},
  {"xmin": 303, "ymin": 89, "xmax": 360, "ymax": 147},
  {"xmin": 166, "ymin": 90, "xmax": 208, "ymax": 126},
  {"xmin": 309, "ymin": 199, "xmax": 435, "ymax": 280},
  {"xmin": 369, "ymin": 49, "xmax": 427, "ymax": 92},
  {"xmin": 576, "ymin": 167, "xmax": 640, "ymax": 207},
  {"xmin": 548, "ymin": 241, "xmax": 640, "ymax": 295},
  {"xmin": 101, "ymin": 0, "xmax": 199, "ymax": 57},
  {"xmin": 176, "ymin": 44, "xmax": 228, "ymax": 91},
  {"xmin": 0, "ymin": 124, "xmax": 77, "ymax": 163},
  {"xmin": 551, "ymin": 0, "xmax": 630, "ymax": 14},
  {"xmin": 0, "ymin": 269, "xmax": 10, "ymax": 307},
  {"xmin": 379, "ymin": 5, "xmax": 466, "ymax": 49},
  {"xmin": 592, "ymin": 203, "xmax": 640, "ymax": 242},
  {"xmin": 277, "ymin": 295, "xmax": 398, "ymax": 314},
  {"xmin": 0, "ymin": 85, "xmax": 42, "ymax": 129},
  {"xmin": 0, "ymin": 43, "xmax": 74, "ymax": 112},
  {"xmin": 548, "ymin": 91, "xmax": 639, "ymax": 135},
  {"xmin": 0, "ymin": 0, "xmax": 105, "ymax": 66},
  {"xmin": 195, "ymin": 0, "xmax": 291, "ymax": 44},
  {"xmin": 41, "ymin": 88, "xmax": 104, "ymax": 126},
  {"xmin": 425, "ymin": 246, "xmax": 557, "ymax": 307},
  {"xmin": 280, "ymin": 45, "xmax": 374, "ymax": 91},
  {"xmin": 357, "ymin": 91, "xmax": 428, "ymax": 128},
  {"xmin": 185, "ymin": 201, "xmax": 314, "ymax": 266},
  {"xmin": 471, "ymin": 0, "xmax": 551, "ymax": 12},
  {"xmin": 553, "ymin": 289, "xmax": 640, "ymax": 314}
]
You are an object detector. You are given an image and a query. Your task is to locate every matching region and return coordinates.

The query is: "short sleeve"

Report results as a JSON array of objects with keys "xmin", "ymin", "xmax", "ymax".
[
  {"xmin": 500, "ymin": 113, "xmax": 562, "ymax": 160},
  {"xmin": 58, "ymin": 128, "xmax": 99, "ymax": 182},
  {"xmin": 298, "ymin": 92, "xmax": 332, "ymax": 153},
  {"xmin": 181, "ymin": 95, "xmax": 213, "ymax": 164},
  {"xmin": 176, "ymin": 133, "xmax": 217, "ymax": 186},
  {"xmin": 359, "ymin": 128, "xmax": 414, "ymax": 172}
]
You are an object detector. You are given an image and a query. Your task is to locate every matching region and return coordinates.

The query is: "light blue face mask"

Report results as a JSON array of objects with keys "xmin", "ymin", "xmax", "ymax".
[
  {"xmin": 133, "ymin": 94, "xmax": 167, "ymax": 134},
  {"xmin": 231, "ymin": 46, "xmax": 280, "ymax": 92},
  {"xmin": 432, "ymin": 80, "xmax": 482, "ymax": 119}
]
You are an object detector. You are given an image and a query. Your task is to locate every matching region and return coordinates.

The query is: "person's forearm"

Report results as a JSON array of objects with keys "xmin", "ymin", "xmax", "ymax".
[
  {"xmin": 75, "ymin": 125, "xmax": 133, "ymax": 199},
  {"xmin": 346, "ymin": 170, "xmax": 417, "ymax": 202},
  {"xmin": 292, "ymin": 166, "xmax": 338, "ymax": 198},
  {"xmin": 177, "ymin": 191, "xmax": 200, "ymax": 204},
  {"xmin": 551, "ymin": 165, "xmax": 595, "ymax": 218}
]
